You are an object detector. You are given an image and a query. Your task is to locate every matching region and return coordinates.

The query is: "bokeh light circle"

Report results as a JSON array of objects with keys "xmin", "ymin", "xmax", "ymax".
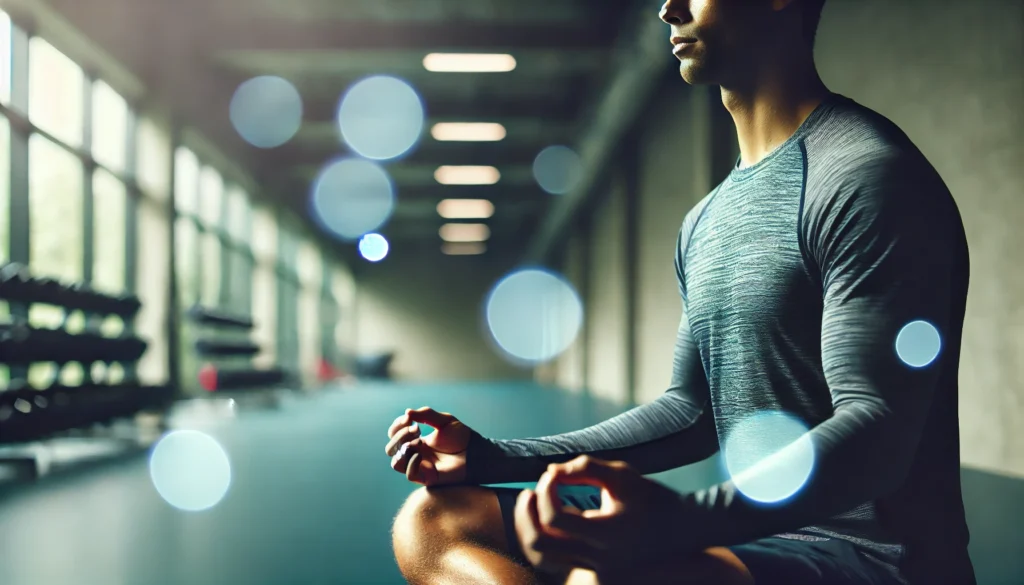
[
  {"xmin": 485, "ymin": 269, "xmax": 583, "ymax": 364},
  {"xmin": 723, "ymin": 411, "xmax": 815, "ymax": 504},
  {"xmin": 533, "ymin": 145, "xmax": 583, "ymax": 195},
  {"xmin": 337, "ymin": 75, "xmax": 424, "ymax": 161},
  {"xmin": 229, "ymin": 76, "xmax": 303, "ymax": 148},
  {"xmin": 359, "ymin": 233, "xmax": 390, "ymax": 262},
  {"xmin": 311, "ymin": 158, "xmax": 396, "ymax": 241},
  {"xmin": 149, "ymin": 430, "xmax": 232, "ymax": 512},
  {"xmin": 895, "ymin": 320, "xmax": 942, "ymax": 368}
]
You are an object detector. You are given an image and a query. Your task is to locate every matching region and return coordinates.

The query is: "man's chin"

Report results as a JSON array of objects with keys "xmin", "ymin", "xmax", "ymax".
[{"xmin": 678, "ymin": 61, "xmax": 718, "ymax": 86}]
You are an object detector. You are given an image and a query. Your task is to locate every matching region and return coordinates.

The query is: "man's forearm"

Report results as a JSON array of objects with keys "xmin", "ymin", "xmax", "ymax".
[
  {"xmin": 465, "ymin": 391, "xmax": 719, "ymax": 485},
  {"xmin": 671, "ymin": 403, "xmax": 921, "ymax": 550}
]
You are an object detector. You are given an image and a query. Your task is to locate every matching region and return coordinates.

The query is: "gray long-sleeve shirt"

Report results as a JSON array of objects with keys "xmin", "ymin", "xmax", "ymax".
[{"xmin": 466, "ymin": 93, "xmax": 975, "ymax": 585}]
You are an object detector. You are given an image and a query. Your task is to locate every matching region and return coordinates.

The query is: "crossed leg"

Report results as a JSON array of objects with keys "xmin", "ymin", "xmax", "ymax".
[{"xmin": 391, "ymin": 485, "xmax": 753, "ymax": 585}]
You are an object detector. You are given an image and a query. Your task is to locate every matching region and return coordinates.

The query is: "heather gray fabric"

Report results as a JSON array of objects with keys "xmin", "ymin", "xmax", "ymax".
[{"xmin": 466, "ymin": 93, "xmax": 974, "ymax": 585}]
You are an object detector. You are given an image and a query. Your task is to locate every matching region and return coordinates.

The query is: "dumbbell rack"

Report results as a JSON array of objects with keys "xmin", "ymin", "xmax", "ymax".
[
  {"xmin": 185, "ymin": 304, "xmax": 290, "ymax": 408},
  {"xmin": 0, "ymin": 262, "xmax": 174, "ymax": 480}
]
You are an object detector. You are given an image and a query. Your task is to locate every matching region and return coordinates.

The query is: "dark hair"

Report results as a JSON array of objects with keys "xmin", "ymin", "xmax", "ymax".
[{"xmin": 801, "ymin": 0, "xmax": 827, "ymax": 47}]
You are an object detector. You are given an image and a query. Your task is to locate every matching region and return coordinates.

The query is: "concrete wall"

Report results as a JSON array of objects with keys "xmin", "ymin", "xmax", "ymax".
[
  {"xmin": 583, "ymin": 172, "xmax": 631, "ymax": 402},
  {"xmin": 815, "ymin": 0, "xmax": 1024, "ymax": 478},
  {"xmin": 353, "ymin": 248, "xmax": 530, "ymax": 382},
  {"xmin": 551, "ymin": 229, "xmax": 588, "ymax": 393}
]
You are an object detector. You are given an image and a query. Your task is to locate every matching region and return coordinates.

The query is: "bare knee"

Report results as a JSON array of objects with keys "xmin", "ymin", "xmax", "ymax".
[{"xmin": 392, "ymin": 486, "xmax": 507, "ymax": 575}]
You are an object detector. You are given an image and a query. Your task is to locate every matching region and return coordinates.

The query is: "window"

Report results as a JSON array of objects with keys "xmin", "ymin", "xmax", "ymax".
[
  {"xmin": 91, "ymin": 80, "xmax": 128, "ymax": 173},
  {"xmin": 226, "ymin": 185, "xmax": 249, "ymax": 241},
  {"xmin": 297, "ymin": 240, "xmax": 321, "ymax": 287},
  {"xmin": 1, "ymin": 115, "xmax": 9, "ymax": 263},
  {"xmin": 28, "ymin": 135, "xmax": 84, "ymax": 335},
  {"xmin": 252, "ymin": 206, "xmax": 278, "ymax": 264},
  {"xmin": 173, "ymin": 147, "xmax": 198, "ymax": 214},
  {"xmin": 234, "ymin": 249, "xmax": 253, "ymax": 312},
  {"xmin": 137, "ymin": 117, "xmax": 170, "ymax": 199},
  {"xmin": 136, "ymin": 194, "xmax": 171, "ymax": 385},
  {"xmin": 28, "ymin": 38, "xmax": 84, "ymax": 148},
  {"xmin": 92, "ymin": 169, "xmax": 127, "ymax": 294},
  {"xmin": 200, "ymin": 231, "xmax": 221, "ymax": 307},
  {"xmin": 29, "ymin": 135, "xmax": 83, "ymax": 283},
  {"xmin": 199, "ymin": 166, "xmax": 223, "ymax": 227},
  {"xmin": 175, "ymin": 215, "xmax": 199, "ymax": 391},
  {"xmin": 298, "ymin": 241, "xmax": 321, "ymax": 382},
  {"xmin": 175, "ymin": 216, "xmax": 198, "ymax": 307},
  {"xmin": 0, "ymin": 115, "xmax": 7, "ymax": 387},
  {"xmin": 0, "ymin": 10, "xmax": 10, "ymax": 105},
  {"xmin": 278, "ymin": 225, "xmax": 298, "ymax": 270},
  {"xmin": 251, "ymin": 261, "xmax": 277, "ymax": 369}
]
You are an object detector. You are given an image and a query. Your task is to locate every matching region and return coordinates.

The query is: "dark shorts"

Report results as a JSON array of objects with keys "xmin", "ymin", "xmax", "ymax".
[{"xmin": 493, "ymin": 486, "xmax": 902, "ymax": 585}]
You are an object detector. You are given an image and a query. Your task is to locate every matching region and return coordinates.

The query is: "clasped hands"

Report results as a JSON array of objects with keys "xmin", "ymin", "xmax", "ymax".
[{"xmin": 514, "ymin": 455, "xmax": 689, "ymax": 579}]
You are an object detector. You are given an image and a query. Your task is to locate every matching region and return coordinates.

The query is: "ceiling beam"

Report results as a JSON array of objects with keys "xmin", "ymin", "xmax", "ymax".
[
  {"xmin": 523, "ymin": 1, "xmax": 673, "ymax": 263},
  {"xmin": 211, "ymin": 49, "xmax": 606, "ymax": 80},
  {"xmin": 256, "ymin": 141, "xmax": 556, "ymax": 169},
  {"xmin": 227, "ymin": 0, "xmax": 628, "ymax": 26},
  {"xmin": 204, "ymin": 20, "xmax": 620, "ymax": 52},
  {"xmin": 260, "ymin": 179, "xmax": 552, "ymax": 202},
  {"xmin": 288, "ymin": 163, "xmax": 537, "ymax": 187},
  {"xmin": 288, "ymin": 119, "xmax": 573, "ymax": 151},
  {"xmin": 391, "ymin": 198, "xmax": 543, "ymax": 220},
  {"xmin": 299, "ymin": 92, "xmax": 582, "ymax": 123}
]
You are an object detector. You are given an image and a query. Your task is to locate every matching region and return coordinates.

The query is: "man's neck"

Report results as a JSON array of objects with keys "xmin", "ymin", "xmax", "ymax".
[{"xmin": 721, "ymin": 53, "xmax": 830, "ymax": 169}]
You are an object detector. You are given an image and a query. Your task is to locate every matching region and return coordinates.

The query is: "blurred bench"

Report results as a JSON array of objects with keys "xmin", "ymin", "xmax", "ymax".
[
  {"xmin": 0, "ymin": 262, "xmax": 173, "ymax": 477},
  {"xmin": 186, "ymin": 305, "xmax": 289, "ymax": 394},
  {"xmin": 335, "ymin": 351, "xmax": 394, "ymax": 380}
]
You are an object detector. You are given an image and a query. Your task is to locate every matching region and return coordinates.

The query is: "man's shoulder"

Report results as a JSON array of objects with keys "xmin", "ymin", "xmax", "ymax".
[
  {"xmin": 803, "ymin": 99, "xmax": 947, "ymax": 208},
  {"xmin": 806, "ymin": 100, "xmax": 925, "ymax": 177}
]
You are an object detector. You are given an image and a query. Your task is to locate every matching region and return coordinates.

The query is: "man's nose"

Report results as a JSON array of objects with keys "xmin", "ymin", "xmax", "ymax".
[{"xmin": 658, "ymin": 0, "xmax": 690, "ymax": 25}]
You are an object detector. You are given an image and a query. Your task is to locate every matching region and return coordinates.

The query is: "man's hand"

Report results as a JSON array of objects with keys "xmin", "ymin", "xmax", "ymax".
[
  {"xmin": 514, "ymin": 455, "xmax": 689, "ymax": 578},
  {"xmin": 384, "ymin": 407, "xmax": 471, "ymax": 486}
]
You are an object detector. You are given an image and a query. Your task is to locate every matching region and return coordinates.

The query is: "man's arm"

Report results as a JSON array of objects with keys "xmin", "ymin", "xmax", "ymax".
[
  {"xmin": 464, "ymin": 226, "xmax": 720, "ymax": 485},
  {"xmin": 668, "ymin": 154, "xmax": 965, "ymax": 549}
]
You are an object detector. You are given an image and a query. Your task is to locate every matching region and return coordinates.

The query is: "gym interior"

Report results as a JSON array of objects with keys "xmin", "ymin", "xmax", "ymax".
[{"xmin": 0, "ymin": 0, "xmax": 1021, "ymax": 584}]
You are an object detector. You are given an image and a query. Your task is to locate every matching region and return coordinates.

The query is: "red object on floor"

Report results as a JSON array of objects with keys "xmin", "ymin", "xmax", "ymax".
[
  {"xmin": 317, "ymin": 358, "xmax": 343, "ymax": 382},
  {"xmin": 199, "ymin": 364, "xmax": 218, "ymax": 392}
]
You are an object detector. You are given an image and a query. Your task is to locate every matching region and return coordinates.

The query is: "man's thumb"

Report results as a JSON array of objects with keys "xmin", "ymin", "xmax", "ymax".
[{"xmin": 551, "ymin": 455, "xmax": 626, "ymax": 490}]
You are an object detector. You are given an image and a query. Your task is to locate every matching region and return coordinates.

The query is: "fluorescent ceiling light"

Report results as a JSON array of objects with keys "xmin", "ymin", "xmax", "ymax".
[
  {"xmin": 439, "ymin": 223, "xmax": 490, "ymax": 243},
  {"xmin": 437, "ymin": 199, "xmax": 495, "ymax": 219},
  {"xmin": 431, "ymin": 122, "xmax": 506, "ymax": 142},
  {"xmin": 423, "ymin": 53, "xmax": 516, "ymax": 73},
  {"xmin": 434, "ymin": 166, "xmax": 500, "ymax": 185},
  {"xmin": 442, "ymin": 242, "xmax": 487, "ymax": 256}
]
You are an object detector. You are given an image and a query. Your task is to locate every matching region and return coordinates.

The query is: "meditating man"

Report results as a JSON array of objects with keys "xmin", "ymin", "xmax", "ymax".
[{"xmin": 385, "ymin": 1, "xmax": 976, "ymax": 583}]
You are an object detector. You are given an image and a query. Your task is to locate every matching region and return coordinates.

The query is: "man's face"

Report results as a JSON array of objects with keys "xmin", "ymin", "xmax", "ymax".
[{"xmin": 659, "ymin": 0, "xmax": 775, "ymax": 87}]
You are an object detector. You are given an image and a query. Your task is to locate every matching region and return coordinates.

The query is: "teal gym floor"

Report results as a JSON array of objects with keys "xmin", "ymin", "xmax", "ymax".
[{"xmin": 0, "ymin": 381, "xmax": 1020, "ymax": 585}]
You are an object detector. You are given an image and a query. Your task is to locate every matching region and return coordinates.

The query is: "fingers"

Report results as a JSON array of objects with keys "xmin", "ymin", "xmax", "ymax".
[
  {"xmin": 385, "ymin": 423, "xmax": 421, "ymax": 457},
  {"xmin": 390, "ymin": 437, "xmax": 419, "ymax": 474},
  {"xmin": 391, "ymin": 438, "xmax": 439, "ymax": 485},
  {"xmin": 387, "ymin": 412, "xmax": 412, "ymax": 439},
  {"xmin": 405, "ymin": 448, "xmax": 439, "ymax": 485},
  {"xmin": 536, "ymin": 469, "xmax": 611, "ymax": 546},
  {"xmin": 405, "ymin": 406, "xmax": 457, "ymax": 429},
  {"xmin": 546, "ymin": 455, "xmax": 631, "ymax": 491},
  {"xmin": 515, "ymin": 489, "xmax": 603, "ymax": 574}
]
